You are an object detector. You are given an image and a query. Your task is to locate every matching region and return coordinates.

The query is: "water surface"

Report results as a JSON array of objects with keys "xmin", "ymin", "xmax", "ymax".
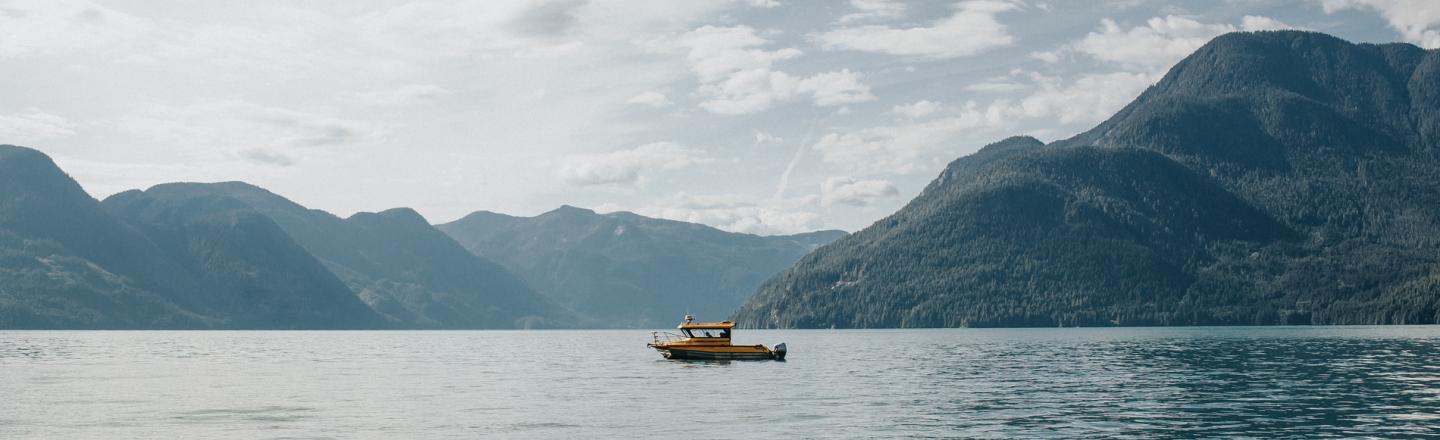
[{"xmin": 3, "ymin": 327, "xmax": 1439, "ymax": 438}]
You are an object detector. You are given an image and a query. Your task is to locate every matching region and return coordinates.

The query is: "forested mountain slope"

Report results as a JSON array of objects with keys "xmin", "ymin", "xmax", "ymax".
[
  {"xmin": 102, "ymin": 188, "xmax": 383, "ymax": 328},
  {"xmin": 104, "ymin": 183, "xmax": 565, "ymax": 329},
  {"xmin": 0, "ymin": 145, "xmax": 208, "ymax": 328},
  {"xmin": 1, "ymin": 146, "xmax": 379, "ymax": 328},
  {"xmin": 439, "ymin": 206, "xmax": 845, "ymax": 327},
  {"xmin": 734, "ymin": 31, "xmax": 1440, "ymax": 328}
]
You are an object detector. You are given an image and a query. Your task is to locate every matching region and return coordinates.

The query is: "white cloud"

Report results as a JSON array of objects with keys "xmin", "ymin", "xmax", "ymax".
[
  {"xmin": 558, "ymin": 142, "xmax": 712, "ymax": 186},
  {"xmin": 813, "ymin": 100, "xmax": 1014, "ymax": 174},
  {"xmin": 796, "ymin": 69, "xmax": 876, "ymax": 106},
  {"xmin": 802, "ymin": 59, "xmax": 1167, "ymax": 179},
  {"xmin": 1104, "ymin": 0, "xmax": 1149, "ymax": 9},
  {"xmin": 354, "ymin": 2, "xmax": 557, "ymax": 58},
  {"xmin": 47, "ymin": 156, "xmax": 221, "ymax": 198},
  {"xmin": 0, "ymin": 0, "xmax": 150, "ymax": 61},
  {"xmin": 678, "ymin": 25, "xmax": 801, "ymax": 84},
  {"xmin": 0, "ymin": 110, "xmax": 77, "ymax": 143},
  {"xmin": 0, "ymin": 2, "xmax": 372, "ymax": 76},
  {"xmin": 1072, "ymin": 15, "xmax": 1296, "ymax": 71},
  {"xmin": 694, "ymin": 70, "xmax": 796, "ymax": 114},
  {"xmin": 237, "ymin": 148, "xmax": 295, "ymax": 167},
  {"xmin": 511, "ymin": 40, "xmax": 585, "ymax": 59},
  {"xmin": 721, "ymin": 208, "xmax": 822, "ymax": 234},
  {"xmin": 753, "ymin": 130, "xmax": 781, "ymax": 145},
  {"xmin": 747, "ymin": 0, "xmax": 784, "ymax": 8},
  {"xmin": 632, "ymin": 193, "xmax": 824, "ymax": 235},
  {"xmin": 965, "ymin": 81, "xmax": 1027, "ymax": 93},
  {"xmin": 891, "ymin": 100, "xmax": 945, "ymax": 119},
  {"xmin": 1321, "ymin": 0, "xmax": 1440, "ymax": 48},
  {"xmin": 1015, "ymin": 71, "xmax": 1159, "ymax": 125},
  {"xmin": 821, "ymin": 177, "xmax": 898, "ymax": 207},
  {"xmin": 807, "ymin": 65, "xmax": 1160, "ymax": 178},
  {"xmin": 1240, "ymin": 15, "xmax": 1298, "ymax": 32},
  {"xmin": 678, "ymin": 25, "xmax": 876, "ymax": 114},
  {"xmin": 679, "ymin": 25, "xmax": 802, "ymax": 114},
  {"xmin": 670, "ymin": 192, "xmax": 759, "ymax": 210},
  {"xmin": 343, "ymin": 84, "xmax": 451, "ymax": 107},
  {"xmin": 142, "ymin": 19, "xmax": 340, "ymax": 75},
  {"xmin": 815, "ymin": 0, "xmax": 1020, "ymax": 59},
  {"xmin": 1074, "ymin": 16, "xmax": 1233, "ymax": 70},
  {"xmin": 116, "ymin": 101, "xmax": 384, "ymax": 165},
  {"xmin": 837, "ymin": 0, "xmax": 907, "ymax": 24},
  {"xmin": 1028, "ymin": 50, "xmax": 1063, "ymax": 63},
  {"xmin": 626, "ymin": 91, "xmax": 673, "ymax": 108},
  {"xmin": 1000, "ymin": 14, "xmax": 1289, "ymax": 129}
]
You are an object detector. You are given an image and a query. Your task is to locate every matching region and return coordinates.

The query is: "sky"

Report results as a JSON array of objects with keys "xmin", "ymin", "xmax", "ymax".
[{"xmin": 1, "ymin": 0, "xmax": 1435, "ymax": 234}]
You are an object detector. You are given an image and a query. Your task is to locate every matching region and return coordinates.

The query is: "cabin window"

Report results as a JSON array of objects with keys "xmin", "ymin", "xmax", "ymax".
[{"xmin": 685, "ymin": 329, "xmax": 731, "ymax": 338}]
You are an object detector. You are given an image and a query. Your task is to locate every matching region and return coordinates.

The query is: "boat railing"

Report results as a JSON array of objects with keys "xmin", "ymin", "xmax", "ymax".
[{"xmin": 651, "ymin": 331, "xmax": 687, "ymax": 344}]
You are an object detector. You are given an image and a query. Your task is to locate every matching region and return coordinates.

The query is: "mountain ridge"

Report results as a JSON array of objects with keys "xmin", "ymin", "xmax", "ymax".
[
  {"xmin": 734, "ymin": 31, "xmax": 1440, "ymax": 328},
  {"xmin": 104, "ymin": 182, "xmax": 566, "ymax": 329},
  {"xmin": 1, "ymin": 146, "xmax": 382, "ymax": 328},
  {"xmin": 102, "ymin": 187, "xmax": 384, "ymax": 328},
  {"xmin": 439, "ymin": 205, "xmax": 846, "ymax": 327}
]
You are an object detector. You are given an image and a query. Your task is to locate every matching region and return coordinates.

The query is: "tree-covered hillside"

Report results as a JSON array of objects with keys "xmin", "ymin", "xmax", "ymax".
[
  {"xmin": 102, "ymin": 188, "xmax": 383, "ymax": 328},
  {"xmin": 104, "ymin": 183, "xmax": 566, "ymax": 329},
  {"xmin": 0, "ymin": 145, "xmax": 209, "ymax": 328},
  {"xmin": 1, "ymin": 145, "xmax": 381, "ymax": 328},
  {"xmin": 735, "ymin": 31, "xmax": 1440, "ymax": 328},
  {"xmin": 439, "ymin": 206, "xmax": 845, "ymax": 328}
]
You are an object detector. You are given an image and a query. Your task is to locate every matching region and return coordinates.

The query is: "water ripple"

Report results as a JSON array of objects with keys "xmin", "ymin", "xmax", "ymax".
[{"xmin": 1, "ymin": 327, "xmax": 1439, "ymax": 438}]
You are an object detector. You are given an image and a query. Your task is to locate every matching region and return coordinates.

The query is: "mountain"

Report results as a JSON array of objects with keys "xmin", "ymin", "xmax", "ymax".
[
  {"xmin": 101, "ymin": 187, "xmax": 383, "ymax": 329},
  {"xmin": 102, "ymin": 182, "xmax": 564, "ymax": 329},
  {"xmin": 0, "ymin": 145, "xmax": 205, "ymax": 328},
  {"xmin": 734, "ymin": 31, "xmax": 1440, "ymax": 328},
  {"xmin": 0, "ymin": 145, "xmax": 378, "ymax": 329},
  {"xmin": 438, "ymin": 206, "xmax": 846, "ymax": 328}
]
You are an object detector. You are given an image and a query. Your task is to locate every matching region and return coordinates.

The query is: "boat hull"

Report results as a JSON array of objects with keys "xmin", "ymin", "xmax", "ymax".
[{"xmin": 657, "ymin": 347, "xmax": 779, "ymax": 360}]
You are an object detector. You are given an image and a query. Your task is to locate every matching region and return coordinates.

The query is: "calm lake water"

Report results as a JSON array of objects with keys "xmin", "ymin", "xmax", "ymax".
[{"xmin": 2, "ymin": 327, "xmax": 1439, "ymax": 439}]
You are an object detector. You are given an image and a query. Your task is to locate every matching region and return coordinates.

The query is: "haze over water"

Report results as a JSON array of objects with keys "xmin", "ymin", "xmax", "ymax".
[{"xmin": 3, "ymin": 327, "xmax": 1439, "ymax": 438}]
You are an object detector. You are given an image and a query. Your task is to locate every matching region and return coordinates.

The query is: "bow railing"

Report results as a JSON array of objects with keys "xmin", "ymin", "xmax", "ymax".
[{"xmin": 650, "ymin": 331, "xmax": 687, "ymax": 345}]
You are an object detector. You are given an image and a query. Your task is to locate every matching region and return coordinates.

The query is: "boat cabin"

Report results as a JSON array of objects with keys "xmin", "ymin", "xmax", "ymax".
[{"xmin": 678, "ymin": 320, "xmax": 734, "ymax": 340}]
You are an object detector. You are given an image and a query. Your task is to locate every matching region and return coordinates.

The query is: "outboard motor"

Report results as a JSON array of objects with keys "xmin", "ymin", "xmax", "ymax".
[{"xmin": 772, "ymin": 343, "xmax": 787, "ymax": 360}]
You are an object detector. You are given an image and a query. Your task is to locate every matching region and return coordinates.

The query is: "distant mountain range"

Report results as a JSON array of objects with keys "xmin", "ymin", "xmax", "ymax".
[
  {"xmin": 438, "ymin": 207, "xmax": 844, "ymax": 328},
  {"xmin": 0, "ymin": 146, "xmax": 377, "ymax": 328},
  {"xmin": 734, "ymin": 31, "xmax": 1440, "ymax": 328},
  {"xmin": 102, "ymin": 183, "xmax": 565, "ymax": 329},
  {"xmin": 0, "ymin": 147, "xmax": 838, "ymax": 328}
]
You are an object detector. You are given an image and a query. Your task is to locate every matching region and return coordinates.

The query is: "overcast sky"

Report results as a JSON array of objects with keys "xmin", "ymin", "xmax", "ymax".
[{"xmin": 2, "ymin": 0, "xmax": 1434, "ymax": 234}]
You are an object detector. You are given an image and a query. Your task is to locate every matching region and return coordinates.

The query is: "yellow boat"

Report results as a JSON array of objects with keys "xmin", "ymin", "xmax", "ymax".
[{"xmin": 648, "ymin": 315, "xmax": 786, "ymax": 360}]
